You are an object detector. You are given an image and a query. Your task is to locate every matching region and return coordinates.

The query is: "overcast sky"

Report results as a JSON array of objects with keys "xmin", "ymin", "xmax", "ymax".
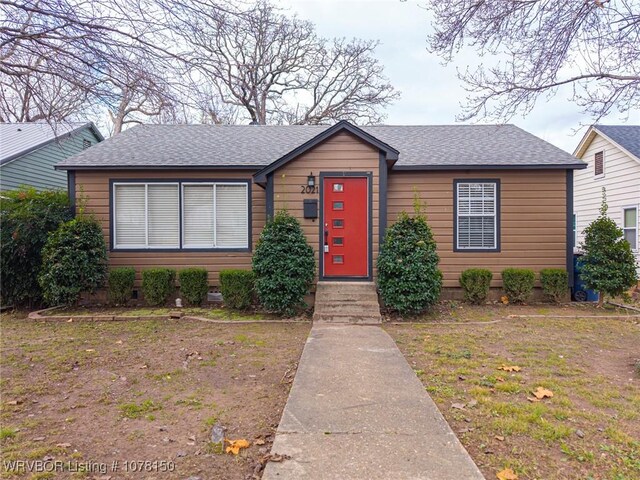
[{"xmin": 277, "ymin": 0, "xmax": 639, "ymax": 154}]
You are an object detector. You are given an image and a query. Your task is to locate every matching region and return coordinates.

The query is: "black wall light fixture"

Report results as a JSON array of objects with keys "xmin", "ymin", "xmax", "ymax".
[{"xmin": 307, "ymin": 172, "xmax": 316, "ymax": 187}]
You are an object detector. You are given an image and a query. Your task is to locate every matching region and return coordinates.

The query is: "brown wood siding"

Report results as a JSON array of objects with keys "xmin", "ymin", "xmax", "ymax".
[
  {"xmin": 272, "ymin": 131, "xmax": 380, "ymax": 281},
  {"xmin": 387, "ymin": 169, "xmax": 567, "ymax": 288},
  {"xmin": 75, "ymin": 169, "xmax": 265, "ymax": 287}
]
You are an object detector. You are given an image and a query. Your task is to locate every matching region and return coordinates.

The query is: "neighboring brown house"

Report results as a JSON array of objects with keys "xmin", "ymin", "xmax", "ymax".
[{"xmin": 55, "ymin": 121, "xmax": 586, "ymax": 297}]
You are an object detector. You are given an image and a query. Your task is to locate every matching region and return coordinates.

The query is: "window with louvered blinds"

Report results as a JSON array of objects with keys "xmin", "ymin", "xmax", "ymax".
[
  {"xmin": 216, "ymin": 184, "xmax": 248, "ymax": 247},
  {"xmin": 183, "ymin": 184, "xmax": 215, "ymax": 247},
  {"xmin": 456, "ymin": 182, "xmax": 498, "ymax": 250},
  {"xmin": 113, "ymin": 183, "xmax": 179, "ymax": 248},
  {"xmin": 113, "ymin": 182, "xmax": 249, "ymax": 250},
  {"xmin": 148, "ymin": 184, "xmax": 179, "ymax": 247},
  {"xmin": 182, "ymin": 183, "xmax": 248, "ymax": 248},
  {"xmin": 115, "ymin": 184, "xmax": 146, "ymax": 247}
]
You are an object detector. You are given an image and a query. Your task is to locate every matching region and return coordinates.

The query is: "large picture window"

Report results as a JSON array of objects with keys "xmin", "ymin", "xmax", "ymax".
[
  {"xmin": 455, "ymin": 180, "xmax": 499, "ymax": 251},
  {"xmin": 112, "ymin": 181, "xmax": 249, "ymax": 250}
]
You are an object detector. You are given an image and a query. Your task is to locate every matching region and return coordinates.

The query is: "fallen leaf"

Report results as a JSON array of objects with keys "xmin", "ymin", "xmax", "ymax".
[
  {"xmin": 526, "ymin": 396, "xmax": 539, "ymax": 403},
  {"xmin": 495, "ymin": 435, "xmax": 505, "ymax": 441},
  {"xmin": 497, "ymin": 468, "xmax": 518, "ymax": 480},
  {"xmin": 500, "ymin": 296, "xmax": 509, "ymax": 305},
  {"xmin": 496, "ymin": 376, "xmax": 506, "ymax": 382},
  {"xmin": 532, "ymin": 387, "xmax": 553, "ymax": 399},
  {"xmin": 255, "ymin": 439, "xmax": 266, "ymax": 446},
  {"xmin": 467, "ymin": 399, "xmax": 478, "ymax": 408},
  {"xmin": 225, "ymin": 439, "xmax": 250, "ymax": 455},
  {"xmin": 6, "ymin": 400, "xmax": 22, "ymax": 405},
  {"xmin": 115, "ymin": 340, "xmax": 123, "ymax": 345},
  {"xmin": 498, "ymin": 365, "xmax": 521, "ymax": 372},
  {"xmin": 56, "ymin": 443, "xmax": 71, "ymax": 448},
  {"xmin": 85, "ymin": 349, "xmax": 95, "ymax": 352},
  {"xmin": 451, "ymin": 403, "xmax": 466, "ymax": 410}
]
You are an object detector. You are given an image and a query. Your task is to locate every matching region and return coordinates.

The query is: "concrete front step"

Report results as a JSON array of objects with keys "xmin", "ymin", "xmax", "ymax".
[
  {"xmin": 312, "ymin": 314, "xmax": 382, "ymax": 325},
  {"xmin": 314, "ymin": 303, "xmax": 380, "ymax": 314},
  {"xmin": 313, "ymin": 281, "xmax": 382, "ymax": 324}
]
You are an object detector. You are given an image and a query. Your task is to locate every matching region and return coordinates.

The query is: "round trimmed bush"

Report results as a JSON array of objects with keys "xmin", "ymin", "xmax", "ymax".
[
  {"xmin": 459, "ymin": 268, "xmax": 493, "ymax": 304},
  {"xmin": 142, "ymin": 268, "xmax": 176, "ymax": 306},
  {"xmin": 502, "ymin": 268, "xmax": 535, "ymax": 304},
  {"xmin": 179, "ymin": 267, "xmax": 209, "ymax": 306},
  {"xmin": 38, "ymin": 217, "xmax": 108, "ymax": 306},
  {"xmin": 377, "ymin": 212, "xmax": 442, "ymax": 314},
  {"xmin": 108, "ymin": 267, "xmax": 136, "ymax": 305},
  {"xmin": 540, "ymin": 268, "xmax": 568, "ymax": 303},
  {"xmin": 252, "ymin": 211, "xmax": 315, "ymax": 315},
  {"xmin": 220, "ymin": 269, "xmax": 255, "ymax": 310}
]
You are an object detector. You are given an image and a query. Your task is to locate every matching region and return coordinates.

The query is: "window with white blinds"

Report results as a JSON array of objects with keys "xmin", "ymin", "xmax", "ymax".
[
  {"xmin": 456, "ymin": 181, "xmax": 498, "ymax": 250},
  {"xmin": 114, "ymin": 183, "xmax": 180, "ymax": 248},
  {"xmin": 113, "ymin": 181, "xmax": 249, "ymax": 250},
  {"xmin": 182, "ymin": 183, "xmax": 249, "ymax": 249}
]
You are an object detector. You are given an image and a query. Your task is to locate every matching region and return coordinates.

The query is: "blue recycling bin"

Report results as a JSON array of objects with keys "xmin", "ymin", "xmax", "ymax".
[{"xmin": 572, "ymin": 254, "xmax": 599, "ymax": 302}]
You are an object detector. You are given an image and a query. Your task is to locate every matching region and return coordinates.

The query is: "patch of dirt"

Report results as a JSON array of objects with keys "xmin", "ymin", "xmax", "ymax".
[{"xmin": 0, "ymin": 312, "xmax": 310, "ymax": 479}]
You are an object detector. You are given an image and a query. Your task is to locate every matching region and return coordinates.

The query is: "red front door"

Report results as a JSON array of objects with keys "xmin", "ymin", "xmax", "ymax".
[{"xmin": 323, "ymin": 176, "xmax": 369, "ymax": 277}]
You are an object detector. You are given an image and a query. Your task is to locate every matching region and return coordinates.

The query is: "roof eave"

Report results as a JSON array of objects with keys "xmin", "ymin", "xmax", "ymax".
[
  {"xmin": 393, "ymin": 163, "xmax": 587, "ymax": 171},
  {"xmin": 55, "ymin": 164, "xmax": 263, "ymax": 171},
  {"xmin": 253, "ymin": 120, "xmax": 400, "ymax": 184}
]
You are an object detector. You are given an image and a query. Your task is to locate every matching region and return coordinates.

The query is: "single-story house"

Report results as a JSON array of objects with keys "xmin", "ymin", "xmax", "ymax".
[
  {"xmin": 573, "ymin": 125, "xmax": 640, "ymax": 275},
  {"xmin": 55, "ymin": 121, "xmax": 586, "ymax": 298},
  {"xmin": 0, "ymin": 122, "xmax": 103, "ymax": 191}
]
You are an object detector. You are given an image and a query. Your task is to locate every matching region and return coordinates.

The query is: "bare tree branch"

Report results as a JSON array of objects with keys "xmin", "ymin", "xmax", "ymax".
[{"xmin": 425, "ymin": 0, "xmax": 640, "ymax": 122}]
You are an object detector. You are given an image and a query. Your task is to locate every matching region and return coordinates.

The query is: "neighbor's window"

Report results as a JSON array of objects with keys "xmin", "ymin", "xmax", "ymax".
[
  {"xmin": 594, "ymin": 151, "xmax": 604, "ymax": 176},
  {"xmin": 114, "ymin": 183, "xmax": 180, "ymax": 248},
  {"xmin": 455, "ymin": 181, "xmax": 498, "ymax": 250},
  {"xmin": 623, "ymin": 207, "xmax": 638, "ymax": 251},
  {"xmin": 182, "ymin": 183, "xmax": 248, "ymax": 248},
  {"xmin": 113, "ymin": 181, "xmax": 248, "ymax": 250}
]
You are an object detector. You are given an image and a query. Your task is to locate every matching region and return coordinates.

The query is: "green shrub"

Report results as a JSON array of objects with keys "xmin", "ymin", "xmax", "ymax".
[
  {"xmin": 108, "ymin": 267, "xmax": 136, "ymax": 305},
  {"xmin": 459, "ymin": 268, "xmax": 493, "ymax": 304},
  {"xmin": 502, "ymin": 268, "xmax": 535, "ymax": 304},
  {"xmin": 377, "ymin": 211, "xmax": 442, "ymax": 314},
  {"xmin": 38, "ymin": 217, "xmax": 108, "ymax": 306},
  {"xmin": 220, "ymin": 269, "xmax": 255, "ymax": 310},
  {"xmin": 252, "ymin": 211, "xmax": 315, "ymax": 315},
  {"xmin": 580, "ymin": 190, "xmax": 638, "ymax": 306},
  {"xmin": 1, "ymin": 188, "xmax": 72, "ymax": 306},
  {"xmin": 178, "ymin": 268, "xmax": 209, "ymax": 306},
  {"xmin": 142, "ymin": 268, "xmax": 176, "ymax": 306},
  {"xmin": 540, "ymin": 268, "xmax": 568, "ymax": 303}
]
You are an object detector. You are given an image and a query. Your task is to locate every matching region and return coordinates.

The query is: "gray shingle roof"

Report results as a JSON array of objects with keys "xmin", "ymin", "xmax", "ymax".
[
  {"xmin": 1, "ymin": 122, "xmax": 100, "ymax": 165},
  {"xmin": 55, "ymin": 123, "xmax": 584, "ymax": 170},
  {"xmin": 595, "ymin": 125, "xmax": 640, "ymax": 160}
]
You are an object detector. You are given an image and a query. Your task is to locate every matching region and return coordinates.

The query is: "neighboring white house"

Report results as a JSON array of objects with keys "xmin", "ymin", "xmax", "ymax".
[{"xmin": 573, "ymin": 125, "xmax": 640, "ymax": 274}]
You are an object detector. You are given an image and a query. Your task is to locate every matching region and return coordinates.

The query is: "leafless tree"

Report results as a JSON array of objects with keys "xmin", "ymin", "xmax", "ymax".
[
  {"xmin": 424, "ymin": 0, "xmax": 640, "ymax": 122},
  {"xmin": 0, "ymin": 0, "xmax": 182, "ymax": 128},
  {"xmin": 0, "ymin": 56, "xmax": 90, "ymax": 122},
  {"xmin": 166, "ymin": 0, "xmax": 399, "ymax": 125}
]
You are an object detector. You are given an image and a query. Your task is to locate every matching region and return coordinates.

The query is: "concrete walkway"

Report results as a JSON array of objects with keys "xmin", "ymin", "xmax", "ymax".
[{"xmin": 263, "ymin": 325, "xmax": 485, "ymax": 480}]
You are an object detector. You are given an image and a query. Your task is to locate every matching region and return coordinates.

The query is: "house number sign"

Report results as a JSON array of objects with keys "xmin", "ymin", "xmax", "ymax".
[{"xmin": 300, "ymin": 185, "xmax": 319, "ymax": 194}]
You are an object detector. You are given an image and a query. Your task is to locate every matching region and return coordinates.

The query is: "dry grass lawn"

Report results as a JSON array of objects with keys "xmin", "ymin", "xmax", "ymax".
[{"xmin": 387, "ymin": 306, "xmax": 640, "ymax": 480}]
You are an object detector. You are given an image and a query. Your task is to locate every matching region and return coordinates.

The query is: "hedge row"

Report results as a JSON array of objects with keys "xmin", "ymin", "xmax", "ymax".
[
  {"xmin": 108, "ymin": 267, "xmax": 259, "ymax": 309},
  {"xmin": 458, "ymin": 267, "xmax": 568, "ymax": 304}
]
